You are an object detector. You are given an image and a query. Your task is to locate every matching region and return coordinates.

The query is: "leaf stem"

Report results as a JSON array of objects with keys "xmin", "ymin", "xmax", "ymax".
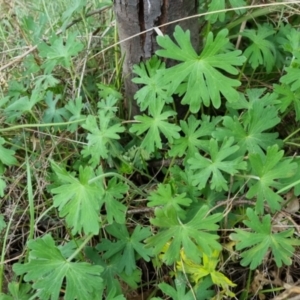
[
  {"xmin": 67, "ymin": 233, "xmax": 94, "ymax": 262},
  {"xmin": 283, "ymin": 127, "xmax": 300, "ymax": 143},
  {"xmin": 26, "ymin": 157, "xmax": 35, "ymax": 242},
  {"xmin": 88, "ymin": 172, "xmax": 148, "ymax": 198},
  {"xmin": 0, "ymin": 119, "xmax": 86, "ymax": 132}
]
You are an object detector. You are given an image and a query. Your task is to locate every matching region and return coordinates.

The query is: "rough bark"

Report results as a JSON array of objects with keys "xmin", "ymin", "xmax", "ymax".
[{"xmin": 114, "ymin": 0, "xmax": 199, "ymax": 117}]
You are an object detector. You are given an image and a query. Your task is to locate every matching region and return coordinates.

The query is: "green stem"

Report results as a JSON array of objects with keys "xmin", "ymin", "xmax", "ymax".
[
  {"xmin": 26, "ymin": 157, "xmax": 35, "ymax": 242},
  {"xmin": 277, "ymin": 179, "xmax": 300, "ymax": 195},
  {"xmin": 163, "ymin": 156, "xmax": 176, "ymax": 184},
  {"xmin": 0, "ymin": 204, "xmax": 18, "ymax": 292},
  {"xmin": 283, "ymin": 127, "xmax": 300, "ymax": 143},
  {"xmin": 88, "ymin": 172, "xmax": 148, "ymax": 198},
  {"xmin": 0, "ymin": 118, "xmax": 86, "ymax": 132},
  {"xmin": 67, "ymin": 233, "xmax": 94, "ymax": 262},
  {"xmin": 226, "ymin": 7, "xmax": 278, "ymax": 30}
]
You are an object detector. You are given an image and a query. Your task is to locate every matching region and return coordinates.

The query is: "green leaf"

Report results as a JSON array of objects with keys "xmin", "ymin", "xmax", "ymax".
[
  {"xmin": 177, "ymin": 250, "xmax": 236, "ymax": 297},
  {"xmin": 187, "ymin": 138, "xmax": 247, "ymax": 192},
  {"xmin": 0, "ymin": 176, "xmax": 6, "ymax": 198},
  {"xmin": 274, "ymin": 84, "xmax": 300, "ymax": 121},
  {"xmin": 242, "ymin": 24, "xmax": 276, "ymax": 72},
  {"xmin": 148, "ymin": 184, "xmax": 192, "ymax": 219},
  {"xmin": 82, "ymin": 110, "xmax": 125, "ymax": 165},
  {"xmin": 0, "ymin": 214, "xmax": 6, "ymax": 232},
  {"xmin": 170, "ymin": 165, "xmax": 202, "ymax": 202},
  {"xmin": 13, "ymin": 234, "xmax": 103, "ymax": 300},
  {"xmin": 4, "ymin": 87, "xmax": 44, "ymax": 121},
  {"xmin": 42, "ymin": 91, "xmax": 70, "ymax": 125},
  {"xmin": 97, "ymin": 95, "xmax": 120, "ymax": 115},
  {"xmin": 130, "ymin": 103, "xmax": 180, "ymax": 153},
  {"xmin": 205, "ymin": 0, "xmax": 246, "ymax": 24},
  {"xmin": 146, "ymin": 205, "xmax": 222, "ymax": 264},
  {"xmin": 280, "ymin": 53, "xmax": 300, "ymax": 92},
  {"xmin": 132, "ymin": 56, "xmax": 172, "ymax": 114},
  {"xmin": 0, "ymin": 137, "xmax": 17, "ymax": 166},
  {"xmin": 101, "ymin": 177, "xmax": 128, "ymax": 224},
  {"xmin": 247, "ymin": 145, "xmax": 298, "ymax": 214},
  {"xmin": 61, "ymin": 0, "xmax": 87, "ymax": 31},
  {"xmin": 213, "ymin": 101, "xmax": 281, "ymax": 156},
  {"xmin": 230, "ymin": 208, "xmax": 300, "ymax": 269},
  {"xmin": 106, "ymin": 289, "xmax": 126, "ymax": 300},
  {"xmin": 158, "ymin": 275, "xmax": 214, "ymax": 300},
  {"xmin": 205, "ymin": 0, "xmax": 226, "ymax": 23},
  {"xmin": 97, "ymin": 223, "xmax": 152, "ymax": 275},
  {"xmin": 0, "ymin": 282, "xmax": 32, "ymax": 300},
  {"xmin": 34, "ymin": 74, "xmax": 59, "ymax": 90},
  {"xmin": 280, "ymin": 26, "xmax": 300, "ymax": 56},
  {"xmin": 38, "ymin": 33, "xmax": 84, "ymax": 73},
  {"xmin": 50, "ymin": 161, "xmax": 102, "ymax": 235},
  {"xmin": 156, "ymin": 26, "xmax": 245, "ymax": 112},
  {"xmin": 158, "ymin": 273, "xmax": 214, "ymax": 300},
  {"xmin": 64, "ymin": 96, "xmax": 85, "ymax": 132},
  {"xmin": 97, "ymin": 83, "xmax": 122, "ymax": 101},
  {"xmin": 169, "ymin": 115, "xmax": 214, "ymax": 159},
  {"xmin": 85, "ymin": 246, "xmax": 140, "ymax": 296},
  {"xmin": 227, "ymin": 88, "xmax": 279, "ymax": 111}
]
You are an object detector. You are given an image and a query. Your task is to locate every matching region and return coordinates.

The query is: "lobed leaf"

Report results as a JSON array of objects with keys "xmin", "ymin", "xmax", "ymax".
[
  {"xmin": 13, "ymin": 234, "xmax": 103, "ymax": 300},
  {"xmin": 156, "ymin": 26, "xmax": 245, "ymax": 112}
]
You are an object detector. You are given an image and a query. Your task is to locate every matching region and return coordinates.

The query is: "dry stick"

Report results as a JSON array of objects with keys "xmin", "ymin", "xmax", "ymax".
[{"xmin": 1, "ymin": 1, "xmax": 299, "ymax": 73}]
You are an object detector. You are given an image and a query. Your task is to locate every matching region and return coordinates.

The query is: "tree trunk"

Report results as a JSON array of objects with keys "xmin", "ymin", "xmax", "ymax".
[{"xmin": 114, "ymin": 0, "xmax": 199, "ymax": 117}]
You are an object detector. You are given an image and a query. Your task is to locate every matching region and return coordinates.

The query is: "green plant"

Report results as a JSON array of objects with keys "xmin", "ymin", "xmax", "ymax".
[{"xmin": 1, "ymin": 1, "xmax": 300, "ymax": 299}]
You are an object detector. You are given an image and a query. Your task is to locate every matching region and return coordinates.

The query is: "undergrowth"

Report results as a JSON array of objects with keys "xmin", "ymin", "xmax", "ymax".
[{"xmin": 1, "ymin": 0, "xmax": 300, "ymax": 299}]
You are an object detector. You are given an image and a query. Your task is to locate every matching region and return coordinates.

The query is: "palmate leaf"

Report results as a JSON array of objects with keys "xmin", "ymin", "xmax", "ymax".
[
  {"xmin": 274, "ymin": 84, "xmax": 300, "ymax": 121},
  {"xmin": 169, "ymin": 115, "xmax": 214, "ymax": 159},
  {"xmin": 213, "ymin": 101, "xmax": 281, "ymax": 156},
  {"xmin": 280, "ymin": 26, "xmax": 300, "ymax": 56},
  {"xmin": 146, "ymin": 205, "xmax": 222, "ymax": 265},
  {"xmin": 132, "ymin": 56, "xmax": 172, "ymax": 114},
  {"xmin": 129, "ymin": 102, "xmax": 180, "ymax": 153},
  {"xmin": 247, "ymin": 145, "xmax": 298, "ymax": 214},
  {"xmin": 158, "ymin": 273, "xmax": 214, "ymax": 300},
  {"xmin": 50, "ymin": 162, "xmax": 102, "ymax": 235},
  {"xmin": 242, "ymin": 24, "xmax": 276, "ymax": 73},
  {"xmin": 42, "ymin": 91, "xmax": 70, "ymax": 125},
  {"xmin": 97, "ymin": 95, "xmax": 120, "ymax": 114},
  {"xmin": 13, "ymin": 234, "xmax": 103, "ymax": 300},
  {"xmin": 205, "ymin": 0, "xmax": 246, "ymax": 24},
  {"xmin": 82, "ymin": 110, "xmax": 125, "ymax": 165},
  {"xmin": 227, "ymin": 88, "xmax": 279, "ymax": 111},
  {"xmin": 280, "ymin": 53, "xmax": 300, "ymax": 91},
  {"xmin": 64, "ymin": 96, "xmax": 85, "ymax": 132},
  {"xmin": 187, "ymin": 137, "xmax": 247, "ymax": 192},
  {"xmin": 38, "ymin": 33, "xmax": 84, "ymax": 73},
  {"xmin": 101, "ymin": 177, "xmax": 128, "ymax": 224},
  {"xmin": 4, "ymin": 87, "xmax": 44, "ymax": 121},
  {"xmin": 97, "ymin": 223, "xmax": 152, "ymax": 275},
  {"xmin": 156, "ymin": 26, "xmax": 245, "ymax": 112},
  {"xmin": 147, "ymin": 183, "xmax": 192, "ymax": 219},
  {"xmin": 0, "ymin": 137, "xmax": 17, "ymax": 166},
  {"xmin": 230, "ymin": 208, "xmax": 300, "ymax": 269},
  {"xmin": 85, "ymin": 246, "xmax": 141, "ymax": 296},
  {"xmin": 177, "ymin": 250, "xmax": 236, "ymax": 298},
  {"xmin": 97, "ymin": 83, "xmax": 123, "ymax": 102},
  {"xmin": 0, "ymin": 282, "xmax": 33, "ymax": 300},
  {"xmin": 170, "ymin": 165, "xmax": 202, "ymax": 201}
]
